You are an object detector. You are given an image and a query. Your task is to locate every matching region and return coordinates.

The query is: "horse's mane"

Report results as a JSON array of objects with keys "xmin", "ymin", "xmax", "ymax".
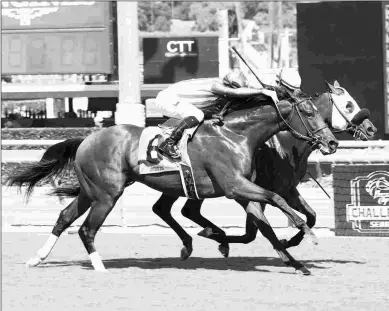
[{"xmin": 201, "ymin": 86, "xmax": 312, "ymax": 120}]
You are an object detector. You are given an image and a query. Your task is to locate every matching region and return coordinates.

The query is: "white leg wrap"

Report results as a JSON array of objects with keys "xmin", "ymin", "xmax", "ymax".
[
  {"xmin": 89, "ymin": 252, "xmax": 107, "ymax": 272},
  {"xmin": 36, "ymin": 234, "xmax": 59, "ymax": 260},
  {"xmin": 26, "ymin": 234, "xmax": 59, "ymax": 268}
]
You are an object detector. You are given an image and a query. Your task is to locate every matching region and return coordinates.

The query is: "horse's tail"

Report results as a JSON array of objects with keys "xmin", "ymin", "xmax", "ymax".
[
  {"xmin": 49, "ymin": 185, "xmax": 81, "ymax": 198},
  {"xmin": 6, "ymin": 137, "xmax": 84, "ymax": 201}
]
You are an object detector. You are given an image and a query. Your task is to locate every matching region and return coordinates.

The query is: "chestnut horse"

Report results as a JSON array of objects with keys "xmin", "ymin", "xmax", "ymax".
[{"xmin": 8, "ymin": 92, "xmax": 338, "ymax": 275}]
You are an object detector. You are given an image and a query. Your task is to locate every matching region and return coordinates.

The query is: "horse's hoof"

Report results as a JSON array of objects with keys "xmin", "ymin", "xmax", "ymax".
[
  {"xmin": 25, "ymin": 255, "xmax": 43, "ymax": 268},
  {"xmin": 180, "ymin": 246, "xmax": 193, "ymax": 261},
  {"xmin": 279, "ymin": 239, "xmax": 289, "ymax": 249},
  {"xmin": 283, "ymin": 260, "xmax": 293, "ymax": 267},
  {"xmin": 295, "ymin": 266, "xmax": 311, "ymax": 276},
  {"xmin": 218, "ymin": 244, "xmax": 230, "ymax": 258},
  {"xmin": 303, "ymin": 228, "xmax": 318, "ymax": 246},
  {"xmin": 197, "ymin": 227, "xmax": 214, "ymax": 238}
]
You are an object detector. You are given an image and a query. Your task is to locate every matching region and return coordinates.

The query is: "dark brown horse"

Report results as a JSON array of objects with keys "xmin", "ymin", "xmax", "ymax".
[
  {"xmin": 8, "ymin": 92, "xmax": 337, "ymax": 275},
  {"xmin": 145, "ymin": 81, "xmax": 377, "ymax": 261}
]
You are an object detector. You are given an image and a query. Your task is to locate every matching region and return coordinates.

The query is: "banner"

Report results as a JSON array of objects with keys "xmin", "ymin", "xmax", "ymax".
[{"xmin": 333, "ymin": 164, "xmax": 389, "ymax": 236}]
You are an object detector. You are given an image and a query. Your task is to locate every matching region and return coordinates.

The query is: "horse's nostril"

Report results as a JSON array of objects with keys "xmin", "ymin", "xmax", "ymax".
[
  {"xmin": 329, "ymin": 140, "xmax": 338, "ymax": 150},
  {"xmin": 367, "ymin": 127, "xmax": 374, "ymax": 134}
]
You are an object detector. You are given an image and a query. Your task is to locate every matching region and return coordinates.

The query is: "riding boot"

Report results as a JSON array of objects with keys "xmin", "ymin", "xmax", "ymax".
[{"xmin": 159, "ymin": 116, "xmax": 200, "ymax": 159}]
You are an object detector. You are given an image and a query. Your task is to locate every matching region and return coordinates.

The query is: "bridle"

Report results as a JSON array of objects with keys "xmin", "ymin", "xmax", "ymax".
[
  {"xmin": 327, "ymin": 92, "xmax": 367, "ymax": 140},
  {"xmin": 273, "ymin": 97, "xmax": 328, "ymax": 150}
]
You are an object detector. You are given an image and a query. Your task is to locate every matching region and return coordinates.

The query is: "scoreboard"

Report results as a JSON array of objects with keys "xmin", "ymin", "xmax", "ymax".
[{"xmin": 1, "ymin": 1, "xmax": 114, "ymax": 75}]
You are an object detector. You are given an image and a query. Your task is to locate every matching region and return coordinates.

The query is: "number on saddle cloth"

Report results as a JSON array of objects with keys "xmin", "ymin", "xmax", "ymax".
[{"xmin": 146, "ymin": 134, "xmax": 164, "ymax": 163}]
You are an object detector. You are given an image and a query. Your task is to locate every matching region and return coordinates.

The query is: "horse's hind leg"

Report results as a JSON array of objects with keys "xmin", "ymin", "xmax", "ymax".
[
  {"xmin": 152, "ymin": 194, "xmax": 193, "ymax": 260},
  {"xmin": 180, "ymin": 200, "xmax": 229, "ymax": 258},
  {"xmin": 78, "ymin": 194, "xmax": 121, "ymax": 272},
  {"xmin": 25, "ymin": 192, "xmax": 91, "ymax": 267}
]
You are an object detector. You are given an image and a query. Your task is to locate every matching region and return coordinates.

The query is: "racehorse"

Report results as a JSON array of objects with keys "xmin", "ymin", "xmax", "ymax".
[
  {"xmin": 143, "ymin": 81, "xmax": 377, "ymax": 263},
  {"xmin": 7, "ymin": 91, "xmax": 338, "ymax": 275}
]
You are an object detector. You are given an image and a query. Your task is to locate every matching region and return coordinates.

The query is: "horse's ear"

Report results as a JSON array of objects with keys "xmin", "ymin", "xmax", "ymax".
[
  {"xmin": 334, "ymin": 80, "xmax": 340, "ymax": 88},
  {"xmin": 325, "ymin": 80, "xmax": 336, "ymax": 93}
]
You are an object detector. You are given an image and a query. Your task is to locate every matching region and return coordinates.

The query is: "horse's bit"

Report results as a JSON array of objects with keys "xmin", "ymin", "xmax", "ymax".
[{"xmin": 273, "ymin": 98, "xmax": 328, "ymax": 150}]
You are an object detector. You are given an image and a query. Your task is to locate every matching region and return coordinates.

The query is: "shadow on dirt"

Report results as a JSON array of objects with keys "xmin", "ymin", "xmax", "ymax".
[{"xmin": 40, "ymin": 256, "xmax": 365, "ymax": 272}]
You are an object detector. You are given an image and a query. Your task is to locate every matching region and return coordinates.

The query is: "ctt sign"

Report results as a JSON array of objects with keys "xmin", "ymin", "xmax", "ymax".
[
  {"xmin": 334, "ymin": 165, "xmax": 389, "ymax": 236},
  {"xmin": 143, "ymin": 35, "xmax": 219, "ymax": 84},
  {"xmin": 165, "ymin": 40, "xmax": 197, "ymax": 58}
]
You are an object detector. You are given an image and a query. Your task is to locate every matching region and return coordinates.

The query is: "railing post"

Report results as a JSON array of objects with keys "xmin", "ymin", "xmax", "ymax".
[
  {"xmin": 115, "ymin": 1, "xmax": 145, "ymax": 127},
  {"xmin": 218, "ymin": 9, "xmax": 230, "ymax": 77}
]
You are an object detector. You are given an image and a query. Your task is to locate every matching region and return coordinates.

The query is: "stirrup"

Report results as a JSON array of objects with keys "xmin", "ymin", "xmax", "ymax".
[{"xmin": 159, "ymin": 141, "xmax": 180, "ymax": 159}]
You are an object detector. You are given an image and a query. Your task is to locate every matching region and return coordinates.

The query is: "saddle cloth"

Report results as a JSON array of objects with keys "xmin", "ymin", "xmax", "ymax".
[{"xmin": 138, "ymin": 118, "xmax": 200, "ymax": 200}]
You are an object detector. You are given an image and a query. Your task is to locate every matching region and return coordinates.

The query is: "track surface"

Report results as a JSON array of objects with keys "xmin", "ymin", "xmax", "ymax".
[{"xmin": 2, "ymin": 232, "xmax": 389, "ymax": 311}]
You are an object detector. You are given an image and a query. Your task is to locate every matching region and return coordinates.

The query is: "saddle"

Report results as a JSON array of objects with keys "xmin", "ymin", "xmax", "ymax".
[{"xmin": 137, "ymin": 118, "xmax": 200, "ymax": 200}]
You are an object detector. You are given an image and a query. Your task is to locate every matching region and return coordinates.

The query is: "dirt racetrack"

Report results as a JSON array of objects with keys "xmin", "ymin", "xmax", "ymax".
[{"xmin": 2, "ymin": 232, "xmax": 389, "ymax": 311}]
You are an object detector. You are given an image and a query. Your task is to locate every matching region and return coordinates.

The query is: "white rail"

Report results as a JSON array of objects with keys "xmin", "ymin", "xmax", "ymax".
[
  {"xmin": 308, "ymin": 153, "xmax": 389, "ymax": 164},
  {"xmin": 2, "ymin": 139, "xmax": 389, "ymax": 148},
  {"xmin": 1, "ymin": 83, "xmax": 170, "ymax": 100},
  {"xmin": 2, "ymin": 144, "xmax": 389, "ymax": 164},
  {"xmin": 2, "ymin": 140, "xmax": 64, "ymax": 145},
  {"xmin": 335, "ymin": 140, "xmax": 389, "ymax": 148}
]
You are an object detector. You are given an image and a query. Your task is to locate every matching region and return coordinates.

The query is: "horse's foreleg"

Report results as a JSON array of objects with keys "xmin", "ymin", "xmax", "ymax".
[
  {"xmin": 25, "ymin": 192, "xmax": 91, "ymax": 268},
  {"xmin": 152, "ymin": 193, "xmax": 193, "ymax": 260},
  {"xmin": 246, "ymin": 201, "xmax": 311, "ymax": 275},
  {"xmin": 227, "ymin": 176, "xmax": 318, "ymax": 246},
  {"xmin": 280, "ymin": 188, "xmax": 317, "ymax": 249},
  {"xmin": 214, "ymin": 199, "xmax": 260, "ymax": 246},
  {"xmin": 181, "ymin": 199, "xmax": 229, "ymax": 258}
]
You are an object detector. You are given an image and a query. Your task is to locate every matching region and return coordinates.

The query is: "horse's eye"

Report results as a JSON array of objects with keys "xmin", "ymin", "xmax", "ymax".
[
  {"xmin": 305, "ymin": 110, "xmax": 314, "ymax": 117},
  {"xmin": 346, "ymin": 101, "xmax": 354, "ymax": 113},
  {"xmin": 301, "ymin": 102, "xmax": 314, "ymax": 116}
]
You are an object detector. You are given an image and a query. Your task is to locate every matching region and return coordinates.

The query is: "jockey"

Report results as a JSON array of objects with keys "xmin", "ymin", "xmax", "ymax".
[
  {"xmin": 275, "ymin": 68, "xmax": 302, "ymax": 94},
  {"xmin": 155, "ymin": 69, "xmax": 279, "ymax": 159}
]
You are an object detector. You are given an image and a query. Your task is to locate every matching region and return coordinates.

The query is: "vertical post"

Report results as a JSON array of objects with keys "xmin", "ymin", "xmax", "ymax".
[
  {"xmin": 234, "ymin": 2, "xmax": 243, "ymax": 42},
  {"xmin": 234, "ymin": 2, "xmax": 244, "ymax": 52},
  {"xmin": 268, "ymin": 2, "xmax": 275, "ymax": 68},
  {"xmin": 45, "ymin": 98, "xmax": 55, "ymax": 118},
  {"xmin": 234, "ymin": 2, "xmax": 246, "ymax": 73},
  {"xmin": 281, "ymin": 29, "xmax": 291, "ymax": 68},
  {"xmin": 115, "ymin": 1, "xmax": 145, "ymax": 127},
  {"xmin": 276, "ymin": 1, "xmax": 283, "ymax": 67},
  {"xmin": 218, "ymin": 9, "xmax": 230, "ymax": 77}
]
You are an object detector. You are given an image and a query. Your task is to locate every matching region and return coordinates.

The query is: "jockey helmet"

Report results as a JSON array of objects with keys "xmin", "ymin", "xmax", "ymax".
[
  {"xmin": 222, "ymin": 70, "xmax": 248, "ymax": 88},
  {"xmin": 277, "ymin": 68, "xmax": 302, "ymax": 90}
]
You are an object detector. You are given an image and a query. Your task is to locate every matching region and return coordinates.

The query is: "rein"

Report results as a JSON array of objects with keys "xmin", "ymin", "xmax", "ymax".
[
  {"xmin": 230, "ymin": 46, "xmax": 328, "ymax": 149},
  {"xmin": 273, "ymin": 98, "xmax": 332, "ymax": 199},
  {"xmin": 273, "ymin": 98, "xmax": 327, "ymax": 150}
]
